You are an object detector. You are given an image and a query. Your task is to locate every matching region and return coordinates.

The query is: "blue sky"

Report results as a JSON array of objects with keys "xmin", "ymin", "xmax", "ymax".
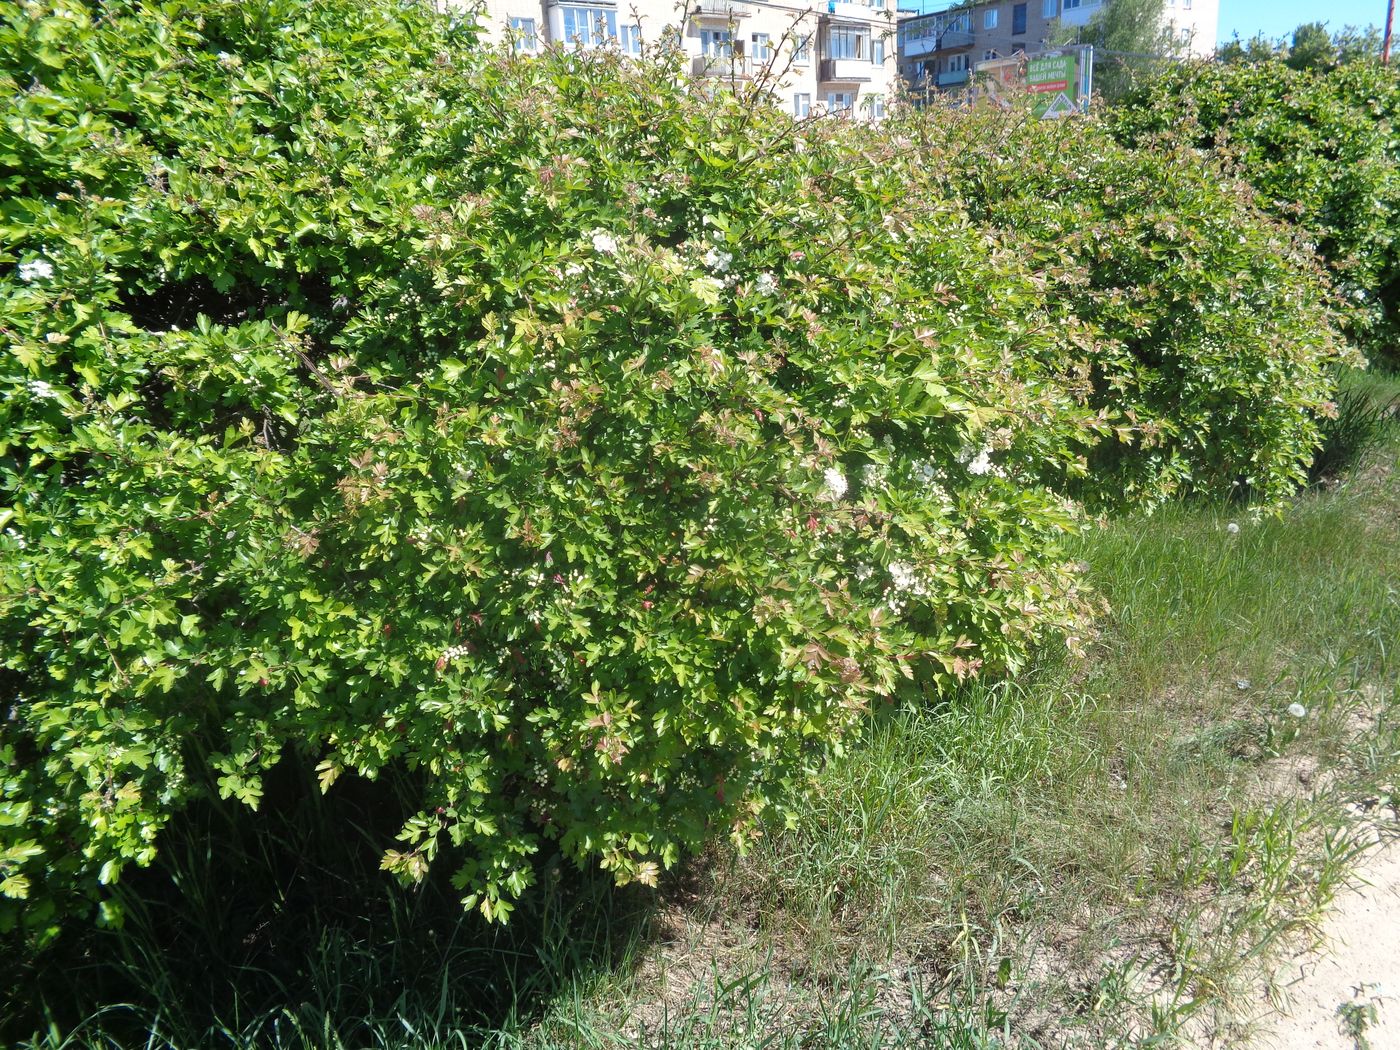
[{"xmin": 1217, "ymin": 0, "xmax": 1385, "ymax": 44}]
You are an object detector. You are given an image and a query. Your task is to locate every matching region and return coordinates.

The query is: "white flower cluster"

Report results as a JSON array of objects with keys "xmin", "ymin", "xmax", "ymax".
[
  {"xmin": 822, "ymin": 468, "xmax": 847, "ymax": 500},
  {"xmin": 754, "ymin": 271, "xmax": 777, "ymax": 295},
  {"xmin": 861, "ymin": 461, "xmax": 888, "ymax": 491},
  {"xmin": 27, "ymin": 379, "xmax": 59, "ymax": 401},
  {"xmin": 888, "ymin": 561, "xmax": 927, "ymax": 595},
  {"xmin": 885, "ymin": 560, "xmax": 931, "ymax": 615},
  {"xmin": 966, "ymin": 448, "xmax": 993, "ymax": 476},
  {"xmin": 590, "ymin": 230, "xmax": 618, "ymax": 255},
  {"xmin": 907, "ymin": 460, "xmax": 955, "ymax": 512},
  {"xmin": 703, "ymin": 247, "xmax": 733, "ymax": 273},
  {"xmin": 18, "ymin": 259, "xmax": 54, "ymax": 283},
  {"xmin": 440, "ymin": 644, "xmax": 471, "ymax": 665}
]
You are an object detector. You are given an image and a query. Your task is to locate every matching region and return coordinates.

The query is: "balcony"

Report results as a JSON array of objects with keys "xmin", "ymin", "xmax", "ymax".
[
  {"xmin": 936, "ymin": 68, "xmax": 969, "ymax": 87},
  {"xmin": 890, "ymin": 27, "xmax": 968, "ymax": 57},
  {"xmin": 691, "ymin": 0, "xmax": 752, "ymax": 19},
  {"xmin": 825, "ymin": 1, "xmax": 882, "ymax": 20},
  {"xmin": 819, "ymin": 57, "xmax": 874, "ymax": 82},
  {"xmin": 692, "ymin": 53, "xmax": 754, "ymax": 78}
]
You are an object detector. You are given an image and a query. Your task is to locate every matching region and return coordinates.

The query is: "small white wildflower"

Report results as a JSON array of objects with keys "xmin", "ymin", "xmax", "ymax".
[
  {"xmin": 889, "ymin": 561, "xmax": 915, "ymax": 591},
  {"xmin": 1226, "ymin": 522, "xmax": 1240, "ymax": 535},
  {"xmin": 966, "ymin": 448, "xmax": 993, "ymax": 476},
  {"xmin": 1287, "ymin": 702, "xmax": 1307, "ymax": 719},
  {"xmin": 27, "ymin": 379, "xmax": 58, "ymax": 400},
  {"xmin": 18, "ymin": 259, "xmax": 54, "ymax": 282},
  {"xmin": 590, "ymin": 230, "xmax": 618, "ymax": 255},
  {"xmin": 703, "ymin": 247, "xmax": 733, "ymax": 273},
  {"xmin": 754, "ymin": 271, "xmax": 777, "ymax": 295},
  {"xmin": 564, "ymin": 262, "xmax": 585, "ymax": 277},
  {"xmin": 888, "ymin": 561, "xmax": 928, "ymax": 597},
  {"xmin": 822, "ymin": 468, "xmax": 847, "ymax": 500}
]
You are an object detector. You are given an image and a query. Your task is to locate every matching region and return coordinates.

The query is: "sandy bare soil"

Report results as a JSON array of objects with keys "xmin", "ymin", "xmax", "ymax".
[{"xmin": 1258, "ymin": 838, "xmax": 1400, "ymax": 1050}]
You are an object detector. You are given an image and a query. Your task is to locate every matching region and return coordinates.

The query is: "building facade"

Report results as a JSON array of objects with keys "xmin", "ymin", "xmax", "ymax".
[
  {"xmin": 465, "ymin": 0, "xmax": 901, "ymax": 118},
  {"xmin": 898, "ymin": 0, "xmax": 1218, "ymax": 92}
]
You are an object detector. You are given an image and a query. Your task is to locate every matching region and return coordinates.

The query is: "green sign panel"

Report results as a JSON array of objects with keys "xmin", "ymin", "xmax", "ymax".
[{"xmin": 1025, "ymin": 52, "xmax": 1080, "ymax": 118}]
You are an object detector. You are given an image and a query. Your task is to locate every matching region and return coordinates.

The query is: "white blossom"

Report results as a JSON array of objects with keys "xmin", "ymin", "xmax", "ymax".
[
  {"xmin": 590, "ymin": 230, "xmax": 618, "ymax": 255},
  {"xmin": 888, "ymin": 561, "xmax": 928, "ymax": 597},
  {"xmin": 18, "ymin": 259, "xmax": 54, "ymax": 282},
  {"xmin": 966, "ymin": 448, "xmax": 993, "ymax": 476},
  {"xmin": 27, "ymin": 379, "xmax": 58, "ymax": 400},
  {"xmin": 754, "ymin": 271, "xmax": 777, "ymax": 295},
  {"xmin": 703, "ymin": 247, "xmax": 733, "ymax": 273},
  {"xmin": 1226, "ymin": 522, "xmax": 1240, "ymax": 535},
  {"xmin": 822, "ymin": 468, "xmax": 847, "ymax": 500}
]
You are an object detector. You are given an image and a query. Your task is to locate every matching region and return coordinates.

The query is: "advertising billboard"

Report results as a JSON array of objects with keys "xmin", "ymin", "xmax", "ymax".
[{"xmin": 973, "ymin": 46, "xmax": 1093, "ymax": 118}]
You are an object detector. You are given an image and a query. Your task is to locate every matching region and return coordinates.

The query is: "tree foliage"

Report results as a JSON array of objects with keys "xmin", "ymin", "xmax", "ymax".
[
  {"xmin": 892, "ymin": 105, "xmax": 1350, "ymax": 506},
  {"xmin": 1112, "ymin": 56, "xmax": 1400, "ymax": 366},
  {"xmin": 1055, "ymin": 0, "xmax": 1178, "ymax": 100}
]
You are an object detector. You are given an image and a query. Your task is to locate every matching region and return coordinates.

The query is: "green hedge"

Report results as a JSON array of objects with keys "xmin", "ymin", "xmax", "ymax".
[
  {"xmin": 898, "ymin": 107, "xmax": 1350, "ymax": 508},
  {"xmin": 1, "ymin": 0, "xmax": 1100, "ymax": 938},
  {"xmin": 1112, "ymin": 57, "xmax": 1400, "ymax": 368}
]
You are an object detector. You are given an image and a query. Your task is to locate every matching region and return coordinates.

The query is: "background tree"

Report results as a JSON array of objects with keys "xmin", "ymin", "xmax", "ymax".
[
  {"xmin": 1287, "ymin": 21, "xmax": 1339, "ymax": 70},
  {"xmin": 1218, "ymin": 23, "xmax": 1382, "ymax": 67},
  {"xmin": 1055, "ymin": 0, "xmax": 1179, "ymax": 100}
]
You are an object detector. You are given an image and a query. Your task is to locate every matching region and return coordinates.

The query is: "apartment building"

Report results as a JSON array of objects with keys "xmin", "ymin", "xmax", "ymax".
[
  {"xmin": 465, "ymin": 0, "xmax": 901, "ymax": 118},
  {"xmin": 898, "ymin": 0, "xmax": 1218, "ymax": 91}
]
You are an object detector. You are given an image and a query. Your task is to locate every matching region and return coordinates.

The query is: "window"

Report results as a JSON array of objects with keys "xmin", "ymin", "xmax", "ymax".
[
  {"xmin": 873, "ymin": 37, "xmax": 884, "ymax": 63},
  {"xmin": 793, "ymin": 32, "xmax": 812, "ymax": 62},
  {"xmin": 509, "ymin": 16, "xmax": 537, "ymax": 51},
  {"xmin": 827, "ymin": 26, "xmax": 869, "ymax": 59},
  {"xmin": 982, "ymin": 48, "xmax": 997, "ymax": 60},
  {"xmin": 750, "ymin": 32, "xmax": 770, "ymax": 60},
  {"xmin": 1012, "ymin": 3, "xmax": 1026, "ymax": 33},
  {"xmin": 866, "ymin": 93, "xmax": 885, "ymax": 118},
  {"xmin": 560, "ymin": 5, "xmax": 617, "ymax": 46},
  {"xmin": 699, "ymin": 27, "xmax": 732, "ymax": 56},
  {"xmin": 1063, "ymin": 0, "xmax": 1079, "ymax": 7},
  {"xmin": 1183, "ymin": 0, "xmax": 1191, "ymax": 7},
  {"xmin": 826, "ymin": 91, "xmax": 854, "ymax": 112},
  {"xmin": 620, "ymin": 22, "xmax": 643, "ymax": 54},
  {"xmin": 983, "ymin": 8, "xmax": 998, "ymax": 29},
  {"xmin": 1042, "ymin": 0, "xmax": 1056, "ymax": 16},
  {"xmin": 793, "ymin": 92, "xmax": 811, "ymax": 116}
]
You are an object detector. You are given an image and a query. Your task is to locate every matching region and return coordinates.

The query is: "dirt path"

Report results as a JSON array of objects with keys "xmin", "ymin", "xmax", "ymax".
[{"xmin": 1259, "ymin": 838, "xmax": 1400, "ymax": 1050}]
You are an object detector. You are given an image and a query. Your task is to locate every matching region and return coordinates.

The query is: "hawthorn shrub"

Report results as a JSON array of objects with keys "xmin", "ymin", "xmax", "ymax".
[
  {"xmin": 0, "ymin": 0, "xmax": 1097, "ymax": 939},
  {"xmin": 895, "ymin": 107, "xmax": 1351, "ymax": 508},
  {"xmin": 1112, "ymin": 58, "xmax": 1400, "ymax": 367}
]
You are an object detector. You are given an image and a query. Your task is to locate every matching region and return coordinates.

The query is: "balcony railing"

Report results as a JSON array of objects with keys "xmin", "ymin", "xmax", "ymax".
[
  {"xmin": 692, "ymin": 53, "xmax": 754, "ymax": 77},
  {"xmin": 819, "ymin": 57, "xmax": 874, "ymax": 82},
  {"xmin": 691, "ymin": 0, "xmax": 752, "ymax": 18},
  {"xmin": 935, "ymin": 68, "xmax": 969, "ymax": 86}
]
